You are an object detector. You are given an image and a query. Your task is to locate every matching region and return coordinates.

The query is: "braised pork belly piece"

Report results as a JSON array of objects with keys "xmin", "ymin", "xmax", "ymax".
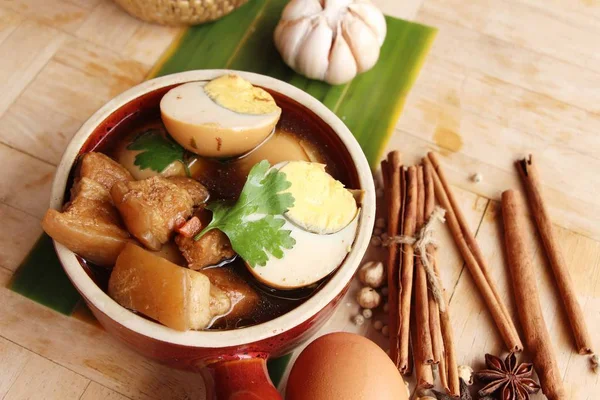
[
  {"xmin": 175, "ymin": 210, "xmax": 236, "ymax": 270},
  {"xmin": 202, "ymin": 267, "xmax": 259, "ymax": 323},
  {"xmin": 76, "ymin": 152, "xmax": 133, "ymax": 191},
  {"xmin": 111, "ymin": 176, "xmax": 209, "ymax": 251},
  {"xmin": 108, "ymin": 243, "xmax": 230, "ymax": 331},
  {"xmin": 42, "ymin": 177, "xmax": 130, "ymax": 266}
]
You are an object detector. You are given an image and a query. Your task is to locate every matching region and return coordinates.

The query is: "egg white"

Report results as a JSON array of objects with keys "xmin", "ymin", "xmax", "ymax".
[{"xmin": 246, "ymin": 211, "xmax": 360, "ymax": 289}]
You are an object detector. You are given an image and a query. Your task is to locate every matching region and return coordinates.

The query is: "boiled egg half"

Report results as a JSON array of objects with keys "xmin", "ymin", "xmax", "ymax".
[
  {"xmin": 161, "ymin": 74, "xmax": 281, "ymax": 158},
  {"xmin": 247, "ymin": 161, "xmax": 360, "ymax": 289}
]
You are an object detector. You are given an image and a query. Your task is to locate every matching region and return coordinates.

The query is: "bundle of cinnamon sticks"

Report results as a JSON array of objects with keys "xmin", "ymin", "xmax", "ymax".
[{"xmin": 380, "ymin": 151, "xmax": 460, "ymax": 395}]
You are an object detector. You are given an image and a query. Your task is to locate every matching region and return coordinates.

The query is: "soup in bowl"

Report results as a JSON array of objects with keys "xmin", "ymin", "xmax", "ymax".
[{"xmin": 45, "ymin": 70, "xmax": 375, "ymax": 399}]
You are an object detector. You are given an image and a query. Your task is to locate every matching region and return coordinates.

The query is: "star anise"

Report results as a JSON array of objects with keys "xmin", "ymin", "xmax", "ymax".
[
  {"xmin": 475, "ymin": 352, "xmax": 541, "ymax": 400},
  {"xmin": 431, "ymin": 378, "xmax": 472, "ymax": 400}
]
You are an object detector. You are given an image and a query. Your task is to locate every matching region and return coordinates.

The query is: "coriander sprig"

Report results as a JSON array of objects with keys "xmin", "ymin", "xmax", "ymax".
[
  {"xmin": 194, "ymin": 160, "xmax": 296, "ymax": 267},
  {"xmin": 127, "ymin": 129, "xmax": 190, "ymax": 176}
]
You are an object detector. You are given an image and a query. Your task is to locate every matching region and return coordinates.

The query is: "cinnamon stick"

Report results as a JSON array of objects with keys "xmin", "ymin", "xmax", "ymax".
[
  {"xmin": 406, "ymin": 334, "xmax": 414, "ymax": 377},
  {"xmin": 517, "ymin": 155, "xmax": 593, "ymax": 355},
  {"xmin": 424, "ymin": 154, "xmax": 523, "ymax": 352},
  {"xmin": 381, "ymin": 159, "xmax": 390, "ymax": 215},
  {"xmin": 383, "ymin": 152, "xmax": 402, "ymax": 367},
  {"xmin": 398, "ymin": 166, "xmax": 417, "ymax": 374},
  {"xmin": 424, "ymin": 161, "xmax": 458, "ymax": 396},
  {"xmin": 501, "ymin": 190, "xmax": 566, "ymax": 400},
  {"xmin": 400, "ymin": 169, "xmax": 410, "ymax": 376},
  {"xmin": 428, "ymin": 283, "xmax": 443, "ymax": 363},
  {"xmin": 411, "ymin": 283, "xmax": 434, "ymax": 389},
  {"xmin": 424, "ymin": 161, "xmax": 443, "ymax": 367},
  {"xmin": 435, "ymin": 257, "xmax": 460, "ymax": 397},
  {"xmin": 414, "ymin": 166, "xmax": 434, "ymax": 366}
]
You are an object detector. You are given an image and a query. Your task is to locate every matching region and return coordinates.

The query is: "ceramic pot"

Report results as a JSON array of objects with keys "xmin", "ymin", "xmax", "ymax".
[{"xmin": 49, "ymin": 70, "xmax": 376, "ymax": 399}]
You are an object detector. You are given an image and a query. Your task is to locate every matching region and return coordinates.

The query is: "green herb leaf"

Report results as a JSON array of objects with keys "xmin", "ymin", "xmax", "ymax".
[
  {"xmin": 127, "ymin": 129, "xmax": 187, "ymax": 174},
  {"xmin": 194, "ymin": 160, "xmax": 295, "ymax": 267}
]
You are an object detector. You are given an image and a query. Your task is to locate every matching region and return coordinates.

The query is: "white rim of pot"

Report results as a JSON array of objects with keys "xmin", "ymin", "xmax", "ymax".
[{"xmin": 50, "ymin": 70, "xmax": 376, "ymax": 348}]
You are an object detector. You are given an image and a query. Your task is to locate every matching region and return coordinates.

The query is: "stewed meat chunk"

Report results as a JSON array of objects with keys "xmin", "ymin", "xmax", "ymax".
[
  {"xmin": 108, "ymin": 243, "xmax": 230, "ymax": 331},
  {"xmin": 202, "ymin": 267, "xmax": 259, "ymax": 323},
  {"xmin": 111, "ymin": 176, "xmax": 209, "ymax": 250},
  {"xmin": 175, "ymin": 210, "xmax": 235, "ymax": 270},
  {"xmin": 76, "ymin": 152, "xmax": 133, "ymax": 191},
  {"xmin": 42, "ymin": 178, "xmax": 130, "ymax": 266}
]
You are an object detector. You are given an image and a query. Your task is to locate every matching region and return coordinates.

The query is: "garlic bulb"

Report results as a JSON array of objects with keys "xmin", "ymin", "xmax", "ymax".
[{"xmin": 274, "ymin": 0, "xmax": 387, "ymax": 85}]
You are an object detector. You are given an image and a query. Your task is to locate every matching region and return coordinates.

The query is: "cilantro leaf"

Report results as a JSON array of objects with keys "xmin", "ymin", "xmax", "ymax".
[
  {"xmin": 127, "ymin": 129, "xmax": 188, "ymax": 175},
  {"xmin": 234, "ymin": 160, "xmax": 294, "ymax": 215},
  {"xmin": 194, "ymin": 160, "xmax": 296, "ymax": 267}
]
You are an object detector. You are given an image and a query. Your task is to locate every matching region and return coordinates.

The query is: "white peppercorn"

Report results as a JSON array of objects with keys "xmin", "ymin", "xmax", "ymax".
[
  {"xmin": 353, "ymin": 314, "xmax": 365, "ymax": 326},
  {"xmin": 356, "ymin": 287, "xmax": 381, "ymax": 309},
  {"xmin": 357, "ymin": 261, "xmax": 385, "ymax": 288}
]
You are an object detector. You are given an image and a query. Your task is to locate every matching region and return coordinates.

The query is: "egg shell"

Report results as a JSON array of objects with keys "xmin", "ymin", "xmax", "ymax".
[{"xmin": 286, "ymin": 332, "xmax": 408, "ymax": 400}]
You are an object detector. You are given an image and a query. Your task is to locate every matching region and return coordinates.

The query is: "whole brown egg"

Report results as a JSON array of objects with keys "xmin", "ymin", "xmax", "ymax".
[{"xmin": 286, "ymin": 332, "xmax": 409, "ymax": 400}]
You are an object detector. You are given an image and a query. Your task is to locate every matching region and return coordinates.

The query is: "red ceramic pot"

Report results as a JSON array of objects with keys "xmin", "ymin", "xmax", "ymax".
[{"xmin": 49, "ymin": 70, "xmax": 376, "ymax": 399}]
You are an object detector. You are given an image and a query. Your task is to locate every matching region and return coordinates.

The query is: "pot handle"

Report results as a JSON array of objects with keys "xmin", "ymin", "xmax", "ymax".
[{"xmin": 204, "ymin": 358, "xmax": 282, "ymax": 400}]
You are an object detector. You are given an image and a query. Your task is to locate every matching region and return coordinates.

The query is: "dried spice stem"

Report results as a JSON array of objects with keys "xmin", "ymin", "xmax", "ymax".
[
  {"xmin": 398, "ymin": 166, "xmax": 417, "ymax": 374},
  {"xmin": 424, "ymin": 162, "xmax": 458, "ymax": 396},
  {"xmin": 516, "ymin": 155, "xmax": 593, "ymax": 355},
  {"xmin": 401, "ymin": 170, "xmax": 411, "ymax": 377},
  {"xmin": 501, "ymin": 190, "xmax": 566, "ymax": 400},
  {"xmin": 434, "ymin": 257, "xmax": 460, "ymax": 397},
  {"xmin": 411, "ymin": 280, "xmax": 434, "ymax": 388},
  {"xmin": 412, "ymin": 333, "xmax": 434, "ymax": 388},
  {"xmin": 437, "ymin": 334, "xmax": 448, "ymax": 391},
  {"xmin": 424, "ymin": 154, "xmax": 522, "ymax": 352},
  {"xmin": 424, "ymin": 162, "xmax": 444, "ymax": 367},
  {"xmin": 428, "ymin": 288, "xmax": 443, "ymax": 366},
  {"xmin": 414, "ymin": 166, "xmax": 434, "ymax": 366},
  {"xmin": 383, "ymin": 151, "xmax": 402, "ymax": 367},
  {"xmin": 381, "ymin": 160, "xmax": 391, "ymax": 215},
  {"xmin": 406, "ymin": 333, "xmax": 414, "ymax": 377}
]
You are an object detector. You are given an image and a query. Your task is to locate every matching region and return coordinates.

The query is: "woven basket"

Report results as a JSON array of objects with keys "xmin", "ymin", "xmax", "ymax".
[{"xmin": 113, "ymin": 0, "xmax": 249, "ymax": 26}]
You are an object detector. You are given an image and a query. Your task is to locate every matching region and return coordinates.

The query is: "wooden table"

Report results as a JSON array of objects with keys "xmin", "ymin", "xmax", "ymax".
[{"xmin": 0, "ymin": 0, "xmax": 598, "ymax": 399}]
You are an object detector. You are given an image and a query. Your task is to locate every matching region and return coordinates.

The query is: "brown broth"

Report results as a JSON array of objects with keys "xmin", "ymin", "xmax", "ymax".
[{"xmin": 74, "ymin": 82, "xmax": 360, "ymax": 330}]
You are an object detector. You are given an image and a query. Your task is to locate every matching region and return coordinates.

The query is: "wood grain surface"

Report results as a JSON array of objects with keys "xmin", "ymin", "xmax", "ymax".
[{"xmin": 0, "ymin": 0, "xmax": 598, "ymax": 399}]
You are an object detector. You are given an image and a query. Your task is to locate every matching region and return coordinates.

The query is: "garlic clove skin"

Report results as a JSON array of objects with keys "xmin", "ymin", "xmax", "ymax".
[
  {"xmin": 342, "ymin": 12, "xmax": 380, "ymax": 73},
  {"xmin": 274, "ymin": 18, "xmax": 313, "ymax": 69},
  {"xmin": 282, "ymin": 0, "xmax": 323, "ymax": 21},
  {"xmin": 295, "ymin": 17, "xmax": 333, "ymax": 81},
  {"xmin": 348, "ymin": 2, "xmax": 387, "ymax": 45},
  {"xmin": 322, "ymin": 0, "xmax": 352, "ymax": 26},
  {"xmin": 325, "ymin": 24, "xmax": 357, "ymax": 85}
]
